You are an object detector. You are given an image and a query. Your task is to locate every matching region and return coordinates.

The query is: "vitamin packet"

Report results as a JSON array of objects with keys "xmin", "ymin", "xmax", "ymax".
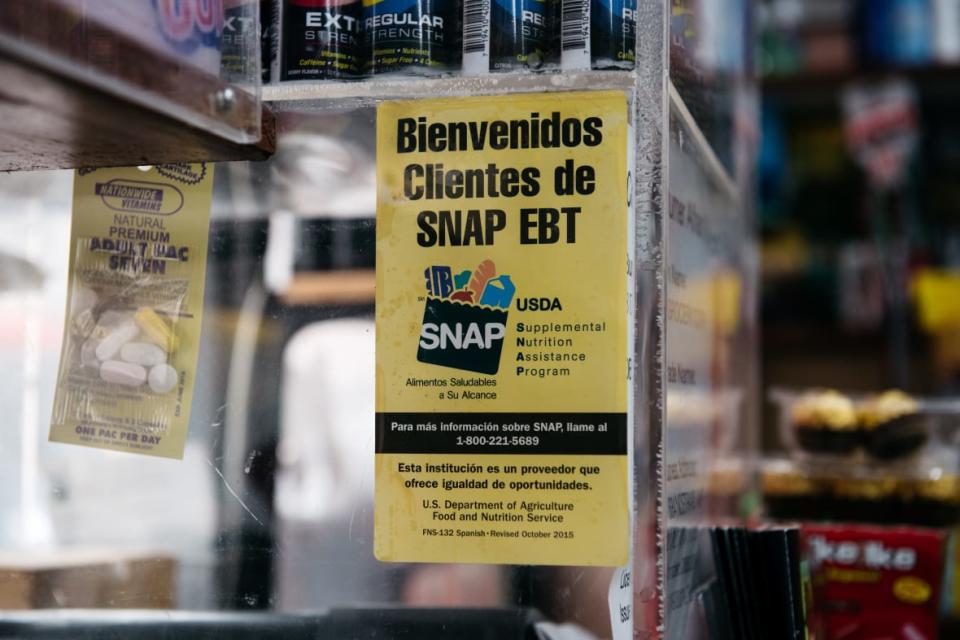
[{"xmin": 49, "ymin": 164, "xmax": 214, "ymax": 459}]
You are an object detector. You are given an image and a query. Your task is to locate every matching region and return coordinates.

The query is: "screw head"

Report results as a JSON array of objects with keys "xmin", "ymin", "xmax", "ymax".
[{"xmin": 213, "ymin": 87, "xmax": 237, "ymax": 114}]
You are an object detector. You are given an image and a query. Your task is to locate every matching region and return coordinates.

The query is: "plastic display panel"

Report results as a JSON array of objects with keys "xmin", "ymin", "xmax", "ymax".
[
  {"xmin": 660, "ymin": 70, "xmax": 757, "ymax": 640},
  {"xmin": 0, "ymin": 0, "xmax": 263, "ymax": 144},
  {"xmin": 0, "ymin": 2, "xmax": 759, "ymax": 637},
  {"xmin": 0, "ymin": 93, "xmax": 652, "ymax": 638},
  {"xmin": 668, "ymin": 0, "xmax": 752, "ymax": 177},
  {"xmin": 662, "ymin": 102, "xmax": 741, "ymax": 639},
  {"xmin": 656, "ymin": 0, "xmax": 758, "ymax": 636}
]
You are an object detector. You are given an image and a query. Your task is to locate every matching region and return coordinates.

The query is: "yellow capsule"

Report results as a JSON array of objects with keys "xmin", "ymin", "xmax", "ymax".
[{"xmin": 134, "ymin": 307, "xmax": 179, "ymax": 353}]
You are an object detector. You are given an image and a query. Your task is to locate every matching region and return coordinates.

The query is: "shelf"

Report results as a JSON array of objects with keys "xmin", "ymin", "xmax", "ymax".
[
  {"xmin": 0, "ymin": 51, "xmax": 276, "ymax": 172},
  {"xmin": 280, "ymin": 270, "xmax": 375, "ymax": 306},
  {"xmin": 762, "ymin": 64, "xmax": 960, "ymax": 106},
  {"xmin": 0, "ymin": 0, "xmax": 275, "ymax": 171},
  {"xmin": 263, "ymin": 71, "xmax": 636, "ymax": 107},
  {"xmin": 668, "ymin": 80, "xmax": 738, "ymax": 202}
]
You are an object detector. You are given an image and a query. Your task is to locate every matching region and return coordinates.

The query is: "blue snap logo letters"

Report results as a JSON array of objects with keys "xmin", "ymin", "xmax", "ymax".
[{"xmin": 417, "ymin": 259, "xmax": 516, "ymax": 375}]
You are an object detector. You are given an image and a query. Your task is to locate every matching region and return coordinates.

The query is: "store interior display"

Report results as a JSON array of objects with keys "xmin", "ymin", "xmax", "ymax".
[
  {"xmin": 7, "ymin": 0, "xmax": 960, "ymax": 638},
  {"xmin": 773, "ymin": 388, "xmax": 959, "ymax": 460},
  {"xmin": 763, "ymin": 457, "xmax": 960, "ymax": 527}
]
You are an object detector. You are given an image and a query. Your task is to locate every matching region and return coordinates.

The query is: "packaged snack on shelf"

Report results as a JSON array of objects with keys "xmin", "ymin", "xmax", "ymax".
[
  {"xmin": 762, "ymin": 459, "xmax": 827, "ymax": 522},
  {"xmin": 859, "ymin": 390, "xmax": 928, "ymax": 460},
  {"xmin": 803, "ymin": 523, "xmax": 947, "ymax": 640},
  {"xmin": 761, "ymin": 456, "xmax": 960, "ymax": 528},
  {"xmin": 788, "ymin": 389, "xmax": 860, "ymax": 455},
  {"xmin": 769, "ymin": 388, "xmax": 960, "ymax": 462},
  {"xmin": 49, "ymin": 164, "xmax": 215, "ymax": 459}
]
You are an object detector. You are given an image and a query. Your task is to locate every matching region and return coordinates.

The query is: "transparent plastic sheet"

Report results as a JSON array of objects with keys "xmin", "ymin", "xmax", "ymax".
[
  {"xmin": 660, "ymin": 0, "xmax": 758, "ymax": 637},
  {"xmin": 245, "ymin": 101, "xmax": 639, "ymax": 634},
  {"xmin": 0, "ymin": 0, "xmax": 263, "ymax": 144},
  {"xmin": 659, "ymin": 105, "xmax": 759, "ymax": 639},
  {"xmin": 631, "ymin": 0, "xmax": 664, "ymax": 637}
]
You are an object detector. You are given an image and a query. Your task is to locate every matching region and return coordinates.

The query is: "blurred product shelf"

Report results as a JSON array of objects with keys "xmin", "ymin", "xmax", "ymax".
[{"xmin": 763, "ymin": 65, "xmax": 960, "ymax": 105}]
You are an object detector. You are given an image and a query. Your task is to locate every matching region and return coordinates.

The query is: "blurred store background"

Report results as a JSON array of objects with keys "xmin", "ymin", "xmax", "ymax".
[
  {"xmin": 760, "ymin": 0, "xmax": 960, "ymax": 412},
  {"xmin": 758, "ymin": 0, "xmax": 960, "ymax": 635}
]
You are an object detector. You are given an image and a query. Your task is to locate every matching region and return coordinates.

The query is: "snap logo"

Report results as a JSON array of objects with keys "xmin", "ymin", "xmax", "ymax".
[{"xmin": 417, "ymin": 259, "xmax": 516, "ymax": 375}]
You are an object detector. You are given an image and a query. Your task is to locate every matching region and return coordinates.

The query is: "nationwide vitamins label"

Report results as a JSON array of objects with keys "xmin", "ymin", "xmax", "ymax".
[{"xmin": 375, "ymin": 92, "xmax": 629, "ymax": 566}]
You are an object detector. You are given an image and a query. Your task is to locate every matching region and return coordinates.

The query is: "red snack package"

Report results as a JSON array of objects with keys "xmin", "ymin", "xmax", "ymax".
[{"xmin": 802, "ymin": 523, "xmax": 946, "ymax": 640}]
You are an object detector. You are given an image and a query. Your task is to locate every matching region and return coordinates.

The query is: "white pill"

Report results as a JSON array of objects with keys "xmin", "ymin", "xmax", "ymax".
[
  {"xmin": 100, "ymin": 360, "xmax": 147, "ymax": 387},
  {"xmin": 80, "ymin": 339, "xmax": 100, "ymax": 373},
  {"xmin": 95, "ymin": 319, "xmax": 139, "ymax": 361},
  {"xmin": 148, "ymin": 364, "xmax": 178, "ymax": 394},
  {"xmin": 120, "ymin": 342, "xmax": 167, "ymax": 367}
]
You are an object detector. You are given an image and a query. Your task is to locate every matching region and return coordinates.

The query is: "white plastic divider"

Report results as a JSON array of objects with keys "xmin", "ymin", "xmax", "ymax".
[{"xmin": 263, "ymin": 71, "xmax": 636, "ymax": 107}]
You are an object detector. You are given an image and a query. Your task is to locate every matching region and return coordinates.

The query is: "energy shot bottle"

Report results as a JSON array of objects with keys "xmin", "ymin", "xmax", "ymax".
[
  {"xmin": 280, "ymin": 0, "xmax": 364, "ymax": 80},
  {"xmin": 560, "ymin": 0, "xmax": 636, "ymax": 70},
  {"xmin": 364, "ymin": 0, "xmax": 461, "ymax": 75},
  {"xmin": 463, "ymin": 0, "xmax": 559, "ymax": 73}
]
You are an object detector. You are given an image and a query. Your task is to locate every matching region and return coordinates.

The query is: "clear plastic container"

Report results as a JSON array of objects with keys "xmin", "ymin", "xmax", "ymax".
[
  {"xmin": 0, "ymin": 0, "xmax": 263, "ymax": 143},
  {"xmin": 770, "ymin": 387, "xmax": 960, "ymax": 463}
]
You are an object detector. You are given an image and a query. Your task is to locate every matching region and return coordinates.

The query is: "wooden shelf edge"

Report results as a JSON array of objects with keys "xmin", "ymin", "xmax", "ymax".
[
  {"xmin": 0, "ymin": 50, "xmax": 275, "ymax": 171},
  {"xmin": 0, "ymin": 0, "xmax": 276, "ymax": 171},
  {"xmin": 279, "ymin": 270, "xmax": 375, "ymax": 306}
]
